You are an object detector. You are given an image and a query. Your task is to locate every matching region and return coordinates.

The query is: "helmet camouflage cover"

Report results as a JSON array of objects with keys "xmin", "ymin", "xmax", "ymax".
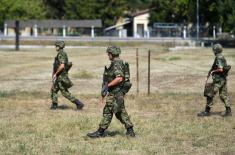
[
  {"xmin": 212, "ymin": 43, "xmax": 223, "ymax": 54},
  {"xmin": 106, "ymin": 46, "xmax": 121, "ymax": 56},
  {"xmin": 55, "ymin": 41, "xmax": 65, "ymax": 49}
]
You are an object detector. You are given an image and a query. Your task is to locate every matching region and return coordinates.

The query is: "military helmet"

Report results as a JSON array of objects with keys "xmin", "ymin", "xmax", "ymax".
[
  {"xmin": 106, "ymin": 46, "xmax": 121, "ymax": 56},
  {"xmin": 55, "ymin": 41, "xmax": 65, "ymax": 49},
  {"xmin": 212, "ymin": 44, "xmax": 223, "ymax": 54}
]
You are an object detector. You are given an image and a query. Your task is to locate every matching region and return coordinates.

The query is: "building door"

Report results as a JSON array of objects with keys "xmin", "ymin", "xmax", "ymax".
[{"xmin": 137, "ymin": 24, "xmax": 144, "ymax": 37}]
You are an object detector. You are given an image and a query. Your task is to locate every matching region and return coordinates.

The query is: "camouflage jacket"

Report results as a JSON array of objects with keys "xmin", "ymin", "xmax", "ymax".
[
  {"xmin": 105, "ymin": 58, "xmax": 125, "ymax": 93},
  {"xmin": 211, "ymin": 53, "xmax": 228, "ymax": 79},
  {"xmin": 53, "ymin": 49, "xmax": 69, "ymax": 77}
]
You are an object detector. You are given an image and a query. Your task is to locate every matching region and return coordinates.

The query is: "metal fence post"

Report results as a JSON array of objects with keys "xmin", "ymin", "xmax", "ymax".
[
  {"xmin": 148, "ymin": 50, "xmax": 151, "ymax": 95},
  {"xmin": 15, "ymin": 20, "xmax": 20, "ymax": 51},
  {"xmin": 136, "ymin": 48, "xmax": 139, "ymax": 95}
]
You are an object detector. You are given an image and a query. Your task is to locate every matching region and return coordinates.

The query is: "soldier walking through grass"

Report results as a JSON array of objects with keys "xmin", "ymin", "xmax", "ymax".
[
  {"xmin": 198, "ymin": 44, "xmax": 232, "ymax": 117},
  {"xmin": 50, "ymin": 41, "xmax": 84, "ymax": 110},
  {"xmin": 87, "ymin": 46, "xmax": 135, "ymax": 138}
]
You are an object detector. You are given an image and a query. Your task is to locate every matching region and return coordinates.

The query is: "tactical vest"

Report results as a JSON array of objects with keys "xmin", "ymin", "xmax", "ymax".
[
  {"xmin": 104, "ymin": 59, "xmax": 132, "ymax": 94},
  {"xmin": 105, "ymin": 61, "xmax": 123, "ymax": 93},
  {"xmin": 211, "ymin": 54, "xmax": 230, "ymax": 78},
  {"xmin": 53, "ymin": 50, "xmax": 69, "ymax": 75}
]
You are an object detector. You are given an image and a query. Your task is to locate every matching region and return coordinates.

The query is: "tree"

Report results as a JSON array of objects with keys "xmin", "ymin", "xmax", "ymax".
[
  {"xmin": 127, "ymin": 0, "xmax": 152, "ymax": 11},
  {"xmin": 64, "ymin": 0, "xmax": 129, "ymax": 27},
  {"xmin": 42, "ymin": 0, "xmax": 65, "ymax": 19},
  {"xmin": 65, "ymin": 0, "xmax": 100, "ymax": 20},
  {"xmin": 0, "ymin": 0, "xmax": 46, "ymax": 27},
  {"xmin": 149, "ymin": 0, "xmax": 189, "ymax": 24},
  {"xmin": 217, "ymin": 0, "xmax": 235, "ymax": 33},
  {"xmin": 99, "ymin": 0, "xmax": 129, "ymax": 27}
]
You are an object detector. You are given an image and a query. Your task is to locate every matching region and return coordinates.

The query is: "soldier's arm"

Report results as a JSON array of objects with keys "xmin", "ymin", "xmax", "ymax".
[
  {"xmin": 211, "ymin": 68, "xmax": 223, "ymax": 74},
  {"xmin": 108, "ymin": 62, "xmax": 124, "ymax": 87},
  {"xmin": 211, "ymin": 57, "xmax": 224, "ymax": 74},
  {"xmin": 54, "ymin": 52, "xmax": 66, "ymax": 76},
  {"xmin": 54, "ymin": 63, "xmax": 65, "ymax": 76},
  {"xmin": 108, "ymin": 76, "xmax": 123, "ymax": 87}
]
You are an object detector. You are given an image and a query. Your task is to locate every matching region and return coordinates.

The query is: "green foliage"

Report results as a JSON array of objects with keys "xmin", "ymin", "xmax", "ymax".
[
  {"xmin": 99, "ymin": 0, "xmax": 128, "ymax": 27},
  {"xmin": 72, "ymin": 70, "xmax": 94, "ymax": 79},
  {"xmin": 65, "ymin": 0, "xmax": 100, "ymax": 20},
  {"xmin": 150, "ymin": 0, "xmax": 189, "ymax": 23},
  {"xmin": 0, "ymin": 0, "xmax": 235, "ymax": 33},
  {"xmin": 42, "ymin": 0, "xmax": 65, "ymax": 19},
  {"xmin": 150, "ymin": 0, "xmax": 235, "ymax": 33},
  {"xmin": 64, "ymin": 0, "xmax": 128, "ymax": 27},
  {"xmin": 127, "ymin": 0, "xmax": 152, "ymax": 11},
  {"xmin": 0, "ymin": 0, "xmax": 46, "ymax": 25}
]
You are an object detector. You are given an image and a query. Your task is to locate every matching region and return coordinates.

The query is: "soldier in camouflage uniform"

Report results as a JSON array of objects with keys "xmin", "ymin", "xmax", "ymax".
[
  {"xmin": 50, "ymin": 41, "xmax": 84, "ymax": 110},
  {"xmin": 87, "ymin": 46, "xmax": 135, "ymax": 138},
  {"xmin": 198, "ymin": 44, "xmax": 232, "ymax": 117}
]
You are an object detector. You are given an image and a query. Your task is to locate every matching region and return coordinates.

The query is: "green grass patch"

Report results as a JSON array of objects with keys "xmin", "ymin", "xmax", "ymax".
[
  {"xmin": 0, "ymin": 90, "xmax": 48, "ymax": 99},
  {"xmin": 71, "ymin": 70, "xmax": 94, "ymax": 79},
  {"xmin": 168, "ymin": 56, "xmax": 182, "ymax": 61}
]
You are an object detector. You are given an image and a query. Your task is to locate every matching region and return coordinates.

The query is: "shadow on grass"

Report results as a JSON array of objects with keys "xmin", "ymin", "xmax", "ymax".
[
  {"xmin": 56, "ymin": 104, "xmax": 73, "ymax": 110},
  {"xmin": 210, "ymin": 111, "xmax": 223, "ymax": 116},
  {"xmin": 104, "ymin": 130, "xmax": 124, "ymax": 137}
]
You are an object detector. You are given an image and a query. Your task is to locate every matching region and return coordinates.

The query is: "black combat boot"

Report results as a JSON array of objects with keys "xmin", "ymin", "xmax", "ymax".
[
  {"xmin": 50, "ymin": 102, "xmax": 58, "ymax": 110},
  {"xmin": 74, "ymin": 99, "xmax": 84, "ymax": 110},
  {"xmin": 197, "ymin": 106, "xmax": 211, "ymax": 117},
  {"xmin": 222, "ymin": 107, "xmax": 232, "ymax": 117},
  {"xmin": 126, "ymin": 127, "xmax": 135, "ymax": 137},
  {"xmin": 87, "ymin": 128, "xmax": 105, "ymax": 138}
]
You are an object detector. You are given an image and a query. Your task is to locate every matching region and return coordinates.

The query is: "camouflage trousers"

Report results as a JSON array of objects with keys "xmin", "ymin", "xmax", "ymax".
[
  {"xmin": 206, "ymin": 77, "xmax": 230, "ymax": 108},
  {"xmin": 99, "ymin": 92, "xmax": 133, "ymax": 129},
  {"xmin": 51, "ymin": 76, "xmax": 76, "ymax": 104}
]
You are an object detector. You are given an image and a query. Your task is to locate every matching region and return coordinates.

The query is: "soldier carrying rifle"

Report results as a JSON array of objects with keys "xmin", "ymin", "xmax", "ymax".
[{"xmin": 87, "ymin": 46, "xmax": 135, "ymax": 138}]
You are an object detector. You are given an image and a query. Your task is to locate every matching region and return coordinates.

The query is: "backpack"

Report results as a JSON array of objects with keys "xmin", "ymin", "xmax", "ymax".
[{"xmin": 122, "ymin": 62, "xmax": 132, "ymax": 94}]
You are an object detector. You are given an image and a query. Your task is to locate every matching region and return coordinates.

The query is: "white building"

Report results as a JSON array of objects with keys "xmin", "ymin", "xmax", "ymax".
[{"xmin": 105, "ymin": 9, "xmax": 150, "ymax": 38}]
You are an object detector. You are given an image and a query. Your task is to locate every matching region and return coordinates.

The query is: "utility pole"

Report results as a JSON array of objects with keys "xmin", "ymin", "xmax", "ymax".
[{"xmin": 196, "ymin": 0, "xmax": 199, "ymax": 40}]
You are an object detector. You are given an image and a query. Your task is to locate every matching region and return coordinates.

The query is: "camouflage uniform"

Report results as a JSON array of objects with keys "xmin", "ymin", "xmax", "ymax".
[
  {"xmin": 198, "ymin": 44, "xmax": 231, "ymax": 117},
  {"xmin": 50, "ymin": 41, "xmax": 84, "ymax": 110},
  {"xmin": 51, "ymin": 49, "xmax": 76, "ymax": 104},
  {"xmin": 206, "ymin": 53, "xmax": 231, "ymax": 108},
  {"xmin": 99, "ymin": 58, "xmax": 133, "ymax": 129},
  {"xmin": 87, "ymin": 46, "xmax": 135, "ymax": 138}
]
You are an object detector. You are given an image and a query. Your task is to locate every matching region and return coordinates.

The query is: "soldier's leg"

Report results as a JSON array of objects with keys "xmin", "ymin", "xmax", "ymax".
[
  {"xmin": 219, "ymin": 81, "xmax": 232, "ymax": 116},
  {"xmin": 114, "ymin": 97, "xmax": 133, "ymax": 129},
  {"xmin": 50, "ymin": 82, "xmax": 60, "ymax": 109},
  {"xmin": 87, "ymin": 97, "xmax": 114, "ymax": 138},
  {"xmin": 198, "ymin": 82, "xmax": 218, "ymax": 116},
  {"xmin": 58, "ymin": 82, "xmax": 84, "ymax": 109},
  {"xmin": 114, "ymin": 95, "xmax": 135, "ymax": 137},
  {"xmin": 99, "ymin": 96, "xmax": 114, "ymax": 129},
  {"xmin": 58, "ymin": 82, "xmax": 76, "ymax": 102},
  {"xmin": 219, "ymin": 81, "xmax": 231, "ymax": 107}
]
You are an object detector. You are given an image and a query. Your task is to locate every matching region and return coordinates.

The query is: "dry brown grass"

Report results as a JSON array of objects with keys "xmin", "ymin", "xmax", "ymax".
[{"xmin": 0, "ymin": 46, "xmax": 235, "ymax": 154}]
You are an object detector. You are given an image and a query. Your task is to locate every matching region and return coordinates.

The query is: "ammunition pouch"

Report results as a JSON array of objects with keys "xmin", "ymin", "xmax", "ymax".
[
  {"xmin": 121, "ymin": 80, "xmax": 132, "ymax": 94},
  {"xmin": 65, "ymin": 62, "xmax": 73, "ymax": 72},
  {"xmin": 204, "ymin": 83, "xmax": 214, "ymax": 97},
  {"xmin": 61, "ymin": 76, "xmax": 73, "ymax": 88},
  {"xmin": 223, "ymin": 65, "xmax": 231, "ymax": 76}
]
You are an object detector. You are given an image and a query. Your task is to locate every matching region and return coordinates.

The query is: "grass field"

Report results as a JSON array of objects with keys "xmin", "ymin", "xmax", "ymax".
[{"xmin": 0, "ymin": 45, "xmax": 235, "ymax": 155}]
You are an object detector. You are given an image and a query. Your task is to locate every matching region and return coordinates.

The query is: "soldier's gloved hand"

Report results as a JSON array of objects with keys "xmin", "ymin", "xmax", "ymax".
[{"xmin": 101, "ymin": 83, "xmax": 108, "ymax": 97}]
